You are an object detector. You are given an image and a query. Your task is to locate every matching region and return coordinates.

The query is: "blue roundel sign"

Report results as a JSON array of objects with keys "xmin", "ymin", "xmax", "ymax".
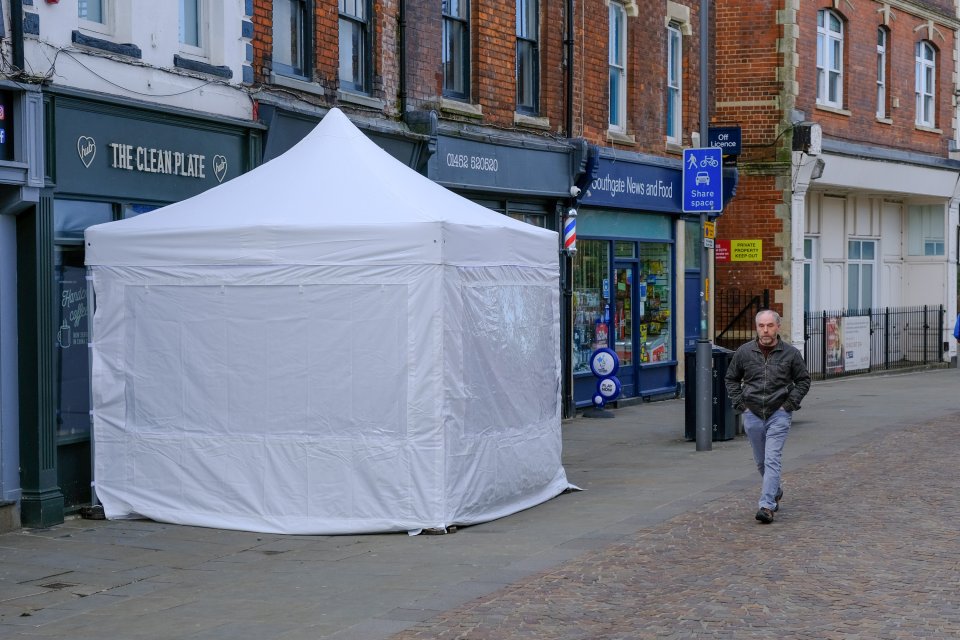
[
  {"xmin": 596, "ymin": 376, "xmax": 621, "ymax": 402},
  {"xmin": 589, "ymin": 348, "xmax": 621, "ymax": 408},
  {"xmin": 589, "ymin": 348, "xmax": 620, "ymax": 378}
]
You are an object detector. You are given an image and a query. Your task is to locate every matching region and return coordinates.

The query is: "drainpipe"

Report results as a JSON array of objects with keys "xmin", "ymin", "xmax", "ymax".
[
  {"xmin": 564, "ymin": 0, "xmax": 574, "ymax": 137},
  {"xmin": 559, "ymin": 0, "xmax": 577, "ymax": 417},
  {"xmin": 398, "ymin": 0, "xmax": 407, "ymax": 115}
]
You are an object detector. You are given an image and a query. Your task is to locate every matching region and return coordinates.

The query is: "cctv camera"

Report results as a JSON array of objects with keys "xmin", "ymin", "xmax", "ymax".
[{"xmin": 569, "ymin": 185, "xmax": 582, "ymax": 198}]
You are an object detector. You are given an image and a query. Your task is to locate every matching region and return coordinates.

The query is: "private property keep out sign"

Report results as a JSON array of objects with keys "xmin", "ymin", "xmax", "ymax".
[{"xmin": 715, "ymin": 239, "xmax": 762, "ymax": 262}]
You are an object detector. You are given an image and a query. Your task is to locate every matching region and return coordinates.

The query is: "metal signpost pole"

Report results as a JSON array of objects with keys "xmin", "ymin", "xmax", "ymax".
[{"xmin": 695, "ymin": 0, "xmax": 712, "ymax": 452}]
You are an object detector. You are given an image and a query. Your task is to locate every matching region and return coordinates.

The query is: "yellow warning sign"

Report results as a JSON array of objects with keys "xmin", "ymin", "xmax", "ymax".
[
  {"xmin": 731, "ymin": 239, "xmax": 762, "ymax": 262},
  {"xmin": 703, "ymin": 221, "xmax": 715, "ymax": 239}
]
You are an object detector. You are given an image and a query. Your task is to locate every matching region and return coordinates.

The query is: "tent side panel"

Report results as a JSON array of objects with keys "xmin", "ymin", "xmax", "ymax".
[
  {"xmin": 91, "ymin": 265, "xmax": 446, "ymax": 534},
  {"xmin": 441, "ymin": 265, "xmax": 568, "ymax": 526}
]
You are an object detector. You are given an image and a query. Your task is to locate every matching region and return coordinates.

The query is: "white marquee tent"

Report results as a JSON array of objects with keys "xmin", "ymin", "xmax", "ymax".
[{"xmin": 85, "ymin": 108, "xmax": 571, "ymax": 535}]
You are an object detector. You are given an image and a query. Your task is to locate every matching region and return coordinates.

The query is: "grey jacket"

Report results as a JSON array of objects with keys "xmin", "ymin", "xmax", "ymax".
[{"xmin": 724, "ymin": 337, "xmax": 811, "ymax": 420}]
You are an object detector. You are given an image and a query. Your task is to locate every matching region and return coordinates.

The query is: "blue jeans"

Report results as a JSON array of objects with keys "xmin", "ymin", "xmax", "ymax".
[{"xmin": 742, "ymin": 408, "xmax": 792, "ymax": 510}]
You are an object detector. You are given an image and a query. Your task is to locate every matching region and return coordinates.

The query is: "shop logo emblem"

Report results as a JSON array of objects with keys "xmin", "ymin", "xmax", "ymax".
[
  {"xmin": 77, "ymin": 136, "xmax": 96, "ymax": 168},
  {"xmin": 213, "ymin": 155, "xmax": 227, "ymax": 183}
]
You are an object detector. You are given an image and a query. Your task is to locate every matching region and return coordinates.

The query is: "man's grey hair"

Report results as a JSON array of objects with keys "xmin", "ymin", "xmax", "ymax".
[{"xmin": 756, "ymin": 309, "xmax": 781, "ymax": 325}]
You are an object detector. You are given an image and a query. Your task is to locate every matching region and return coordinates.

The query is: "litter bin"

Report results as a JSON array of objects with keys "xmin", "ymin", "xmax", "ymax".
[{"xmin": 684, "ymin": 346, "xmax": 736, "ymax": 441}]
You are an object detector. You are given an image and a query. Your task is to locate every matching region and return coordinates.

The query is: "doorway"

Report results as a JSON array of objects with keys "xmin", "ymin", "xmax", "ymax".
[{"xmin": 613, "ymin": 263, "xmax": 636, "ymax": 398}]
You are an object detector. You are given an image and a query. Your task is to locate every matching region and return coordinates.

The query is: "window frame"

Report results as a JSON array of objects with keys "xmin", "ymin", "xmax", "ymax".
[
  {"xmin": 816, "ymin": 9, "xmax": 844, "ymax": 108},
  {"xmin": 339, "ymin": 0, "xmax": 373, "ymax": 93},
  {"xmin": 915, "ymin": 40, "xmax": 936, "ymax": 128},
  {"xmin": 442, "ymin": 0, "xmax": 471, "ymax": 100},
  {"xmin": 78, "ymin": 0, "xmax": 112, "ymax": 36},
  {"xmin": 515, "ymin": 0, "xmax": 540, "ymax": 114},
  {"xmin": 273, "ymin": 0, "xmax": 313, "ymax": 80},
  {"xmin": 608, "ymin": 2, "xmax": 627, "ymax": 132},
  {"xmin": 178, "ymin": 0, "xmax": 208, "ymax": 57},
  {"xmin": 907, "ymin": 204, "xmax": 945, "ymax": 256},
  {"xmin": 876, "ymin": 27, "xmax": 888, "ymax": 119},
  {"xmin": 847, "ymin": 239, "xmax": 876, "ymax": 311},
  {"xmin": 666, "ymin": 22, "xmax": 682, "ymax": 144},
  {"xmin": 802, "ymin": 237, "xmax": 818, "ymax": 314}
]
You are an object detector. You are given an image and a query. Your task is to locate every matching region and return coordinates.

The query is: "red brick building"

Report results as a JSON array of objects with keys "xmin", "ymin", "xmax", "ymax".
[
  {"xmin": 249, "ymin": 0, "xmax": 714, "ymax": 409},
  {"xmin": 714, "ymin": 0, "xmax": 960, "ymax": 371}
]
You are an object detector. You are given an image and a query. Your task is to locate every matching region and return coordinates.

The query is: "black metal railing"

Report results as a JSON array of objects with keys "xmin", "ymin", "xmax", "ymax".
[
  {"xmin": 715, "ymin": 289, "xmax": 770, "ymax": 351},
  {"xmin": 803, "ymin": 305, "xmax": 947, "ymax": 380}
]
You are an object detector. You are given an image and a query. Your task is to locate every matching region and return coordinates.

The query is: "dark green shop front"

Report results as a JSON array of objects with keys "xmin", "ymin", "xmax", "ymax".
[{"xmin": 19, "ymin": 91, "xmax": 260, "ymax": 527}]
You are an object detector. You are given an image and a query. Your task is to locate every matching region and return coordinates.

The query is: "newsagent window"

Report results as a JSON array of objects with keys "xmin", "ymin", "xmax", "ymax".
[
  {"xmin": 637, "ymin": 243, "xmax": 672, "ymax": 363},
  {"xmin": 572, "ymin": 240, "xmax": 610, "ymax": 374}
]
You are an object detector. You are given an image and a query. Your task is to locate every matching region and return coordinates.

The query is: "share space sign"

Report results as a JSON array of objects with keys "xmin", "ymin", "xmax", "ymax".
[{"xmin": 682, "ymin": 148, "xmax": 723, "ymax": 213}]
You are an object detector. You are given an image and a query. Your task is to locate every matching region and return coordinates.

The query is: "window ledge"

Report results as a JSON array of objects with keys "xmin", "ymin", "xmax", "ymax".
[
  {"xmin": 915, "ymin": 124, "xmax": 942, "ymax": 134},
  {"xmin": 514, "ymin": 112, "xmax": 551, "ymax": 130},
  {"xmin": 876, "ymin": 116, "xmax": 893, "ymax": 125},
  {"xmin": 606, "ymin": 129, "xmax": 636, "ymax": 145},
  {"xmin": 338, "ymin": 90, "xmax": 384, "ymax": 110},
  {"xmin": 71, "ymin": 30, "xmax": 142, "ymax": 59},
  {"xmin": 441, "ymin": 98, "xmax": 483, "ymax": 118},
  {"xmin": 173, "ymin": 55, "xmax": 232, "ymax": 79},
  {"xmin": 269, "ymin": 73, "xmax": 325, "ymax": 97},
  {"xmin": 815, "ymin": 103, "xmax": 852, "ymax": 117},
  {"xmin": 665, "ymin": 141, "xmax": 684, "ymax": 155}
]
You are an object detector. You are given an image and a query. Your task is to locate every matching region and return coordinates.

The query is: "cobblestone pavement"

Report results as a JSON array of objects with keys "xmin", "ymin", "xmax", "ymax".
[{"xmin": 392, "ymin": 413, "xmax": 960, "ymax": 640}]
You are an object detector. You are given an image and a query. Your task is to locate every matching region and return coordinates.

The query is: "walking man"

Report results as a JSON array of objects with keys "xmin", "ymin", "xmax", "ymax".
[{"xmin": 725, "ymin": 309, "xmax": 811, "ymax": 524}]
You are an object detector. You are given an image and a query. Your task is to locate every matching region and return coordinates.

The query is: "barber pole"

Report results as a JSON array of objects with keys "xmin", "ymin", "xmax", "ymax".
[{"xmin": 563, "ymin": 208, "xmax": 577, "ymax": 255}]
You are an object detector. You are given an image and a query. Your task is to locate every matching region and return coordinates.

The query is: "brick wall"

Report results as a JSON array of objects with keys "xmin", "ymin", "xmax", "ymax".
[
  {"xmin": 712, "ymin": 0, "xmax": 958, "ymax": 324},
  {"xmin": 474, "ymin": 0, "xmax": 519, "ymax": 127},
  {"xmin": 575, "ymin": 1, "xmax": 702, "ymax": 154},
  {"xmin": 715, "ymin": 170, "xmax": 789, "ymax": 314},
  {"xmin": 376, "ymin": 0, "xmax": 399, "ymax": 112},
  {"xmin": 713, "ymin": 0, "xmax": 785, "ymax": 153},
  {"xmin": 712, "ymin": 0, "xmax": 791, "ymax": 313},
  {"xmin": 251, "ymin": 0, "xmax": 271, "ymax": 82},
  {"xmin": 251, "ymin": 0, "xmax": 710, "ymax": 153},
  {"xmin": 402, "ymin": 0, "xmax": 443, "ymax": 109},
  {"xmin": 795, "ymin": 1, "xmax": 956, "ymax": 156}
]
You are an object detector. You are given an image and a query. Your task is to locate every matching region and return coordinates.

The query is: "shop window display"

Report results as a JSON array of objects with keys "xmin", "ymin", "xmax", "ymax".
[
  {"xmin": 53, "ymin": 200, "xmax": 116, "ymax": 440},
  {"xmin": 637, "ymin": 243, "xmax": 672, "ymax": 363},
  {"xmin": 613, "ymin": 265, "xmax": 633, "ymax": 365},
  {"xmin": 53, "ymin": 200, "xmax": 160, "ymax": 440},
  {"xmin": 55, "ymin": 246, "xmax": 91, "ymax": 440},
  {"xmin": 572, "ymin": 240, "xmax": 610, "ymax": 374}
]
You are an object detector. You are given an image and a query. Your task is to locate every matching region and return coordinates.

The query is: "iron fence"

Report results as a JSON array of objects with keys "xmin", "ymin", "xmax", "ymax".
[
  {"xmin": 804, "ymin": 305, "xmax": 947, "ymax": 380},
  {"xmin": 715, "ymin": 289, "xmax": 770, "ymax": 352}
]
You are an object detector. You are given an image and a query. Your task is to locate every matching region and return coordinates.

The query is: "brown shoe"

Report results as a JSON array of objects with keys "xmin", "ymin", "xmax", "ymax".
[{"xmin": 755, "ymin": 507, "xmax": 774, "ymax": 524}]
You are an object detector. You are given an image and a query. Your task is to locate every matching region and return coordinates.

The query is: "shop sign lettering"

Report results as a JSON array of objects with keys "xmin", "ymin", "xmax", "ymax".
[
  {"xmin": 445, "ymin": 152, "xmax": 499, "ymax": 173},
  {"xmin": 76, "ymin": 135, "xmax": 229, "ymax": 183},
  {"xmin": 580, "ymin": 157, "xmax": 684, "ymax": 212},
  {"xmin": 109, "ymin": 143, "xmax": 208, "ymax": 179},
  {"xmin": 57, "ymin": 279, "xmax": 88, "ymax": 350},
  {"xmin": 715, "ymin": 239, "xmax": 762, "ymax": 262},
  {"xmin": 589, "ymin": 174, "xmax": 674, "ymax": 201}
]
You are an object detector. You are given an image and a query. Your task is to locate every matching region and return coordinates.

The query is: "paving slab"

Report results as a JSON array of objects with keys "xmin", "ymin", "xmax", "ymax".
[{"xmin": 0, "ymin": 367, "xmax": 957, "ymax": 638}]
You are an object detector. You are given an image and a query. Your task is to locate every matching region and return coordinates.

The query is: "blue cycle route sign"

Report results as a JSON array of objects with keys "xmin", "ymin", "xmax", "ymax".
[{"xmin": 682, "ymin": 147, "xmax": 723, "ymax": 213}]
